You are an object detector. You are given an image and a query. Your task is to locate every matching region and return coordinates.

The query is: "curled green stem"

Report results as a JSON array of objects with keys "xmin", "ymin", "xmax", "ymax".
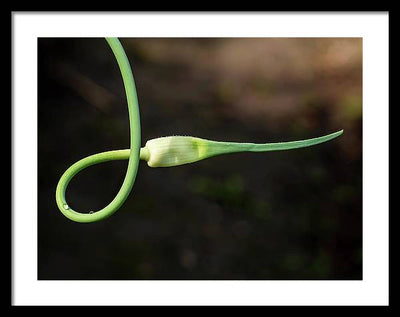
[{"xmin": 55, "ymin": 38, "xmax": 141, "ymax": 223}]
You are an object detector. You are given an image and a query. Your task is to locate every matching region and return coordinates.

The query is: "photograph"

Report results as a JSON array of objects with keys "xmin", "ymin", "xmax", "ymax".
[{"xmin": 38, "ymin": 37, "xmax": 362, "ymax": 280}]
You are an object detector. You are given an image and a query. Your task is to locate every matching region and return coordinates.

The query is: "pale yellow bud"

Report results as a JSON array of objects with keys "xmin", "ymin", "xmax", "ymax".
[{"xmin": 140, "ymin": 136, "xmax": 210, "ymax": 167}]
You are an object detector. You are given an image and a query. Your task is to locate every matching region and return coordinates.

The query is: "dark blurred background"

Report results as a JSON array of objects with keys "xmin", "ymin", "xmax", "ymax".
[{"xmin": 38, "ymin": 38, "xmax": 362, "ymax": 280}]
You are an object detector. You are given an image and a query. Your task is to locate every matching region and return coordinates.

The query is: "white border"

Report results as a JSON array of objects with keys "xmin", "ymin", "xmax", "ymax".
[{"xmin": 12, "ymin": 12, "xmax": 389, "ymax": 306}]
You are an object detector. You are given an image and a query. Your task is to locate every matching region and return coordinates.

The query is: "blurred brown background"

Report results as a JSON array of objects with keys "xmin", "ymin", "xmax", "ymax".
[{"xmin": 38, "ymin": 38, "xmax": 362, "ymax": 279}]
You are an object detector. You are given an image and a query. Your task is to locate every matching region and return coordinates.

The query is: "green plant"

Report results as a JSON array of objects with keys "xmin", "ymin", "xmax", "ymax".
[{"xmin": 55, "ymin": 37, "xmax": 343, "ymax": 223}]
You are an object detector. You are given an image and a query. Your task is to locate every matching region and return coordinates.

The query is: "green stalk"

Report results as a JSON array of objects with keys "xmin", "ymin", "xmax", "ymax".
[{"xmin": 55, "ymin": 37, "xmax": 343, "ymax": 223}]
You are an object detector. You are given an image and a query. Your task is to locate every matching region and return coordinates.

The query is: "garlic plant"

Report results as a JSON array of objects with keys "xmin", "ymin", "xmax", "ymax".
[{"xmin": 55, "ymin": 37, "xmax": 343, "ymax": 223}]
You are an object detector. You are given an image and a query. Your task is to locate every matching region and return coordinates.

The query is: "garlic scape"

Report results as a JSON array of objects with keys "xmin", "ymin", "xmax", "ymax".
[{"xmin": 55, "ymin": 37, "xmax": 343, "ymax": 223}]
